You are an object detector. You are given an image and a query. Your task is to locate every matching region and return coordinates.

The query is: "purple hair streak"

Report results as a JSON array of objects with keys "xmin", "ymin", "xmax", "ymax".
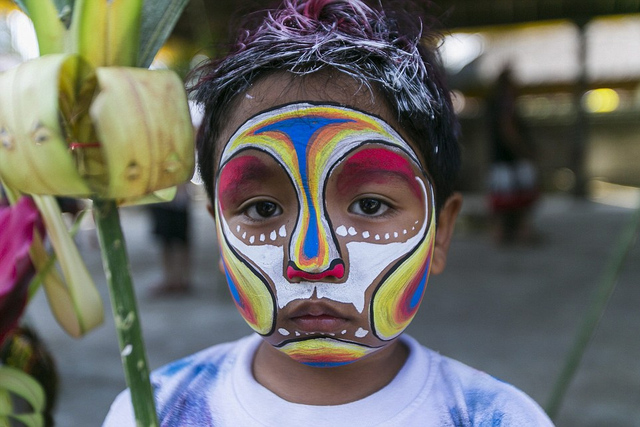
[{"xmin": 192, "ymin": 0, "xmax": 460, "ymax": 212}]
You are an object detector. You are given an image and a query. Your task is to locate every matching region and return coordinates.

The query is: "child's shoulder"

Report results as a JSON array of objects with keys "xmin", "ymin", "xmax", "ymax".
[
  {"xmin": 412, "ymin": 338, "xmax": 553, "ymax": 426},
  {"xmin": 152, "ymin": 334, "xmax": 258, "ymax": 385}
]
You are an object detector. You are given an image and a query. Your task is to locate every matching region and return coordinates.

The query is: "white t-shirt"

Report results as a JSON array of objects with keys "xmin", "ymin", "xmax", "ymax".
[{"xmin": 103, "ymin": 334, "xmax": 553, "ymax": 426}]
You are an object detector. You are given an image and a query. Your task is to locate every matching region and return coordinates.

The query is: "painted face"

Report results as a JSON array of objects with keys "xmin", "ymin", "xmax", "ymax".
[{"xmin": 215, "ymin": 103, "xmax": 436, "ymax": 367}]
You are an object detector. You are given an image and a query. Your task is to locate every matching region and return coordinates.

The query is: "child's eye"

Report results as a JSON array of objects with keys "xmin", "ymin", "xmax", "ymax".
[
  {"xmin": 245, "ymin": 201, "xmax": 282, "ymax": 220},
  {"xmin": 349, "ymin": 198, "xmax": 390, "ymax": 217}
]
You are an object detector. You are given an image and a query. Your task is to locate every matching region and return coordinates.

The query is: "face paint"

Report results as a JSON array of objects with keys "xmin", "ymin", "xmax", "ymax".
[{"xmin": 215, "ymin": 103, "xmax": 436, "ymax": 366}]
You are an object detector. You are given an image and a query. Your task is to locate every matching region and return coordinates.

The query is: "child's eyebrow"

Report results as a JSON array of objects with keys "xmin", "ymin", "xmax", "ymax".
[
  {"xmin": 217, "ymin": 155, "xmax": 276, "ymax": 206},
  {"xmin": 335, "ymin": 148, "xmax": 422, "ymax": 198}
]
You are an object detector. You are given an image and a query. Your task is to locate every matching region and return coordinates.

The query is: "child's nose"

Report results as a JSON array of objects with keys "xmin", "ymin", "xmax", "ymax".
[{"xmin": 287, "ymin": 206, "xmax": 344, "ymax": 281}]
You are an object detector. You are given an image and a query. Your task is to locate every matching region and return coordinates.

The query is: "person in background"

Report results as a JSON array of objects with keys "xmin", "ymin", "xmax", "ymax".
[
  {"xmin": 148, "ymin": 183, "xmax": 192, "ymax": 295},
  {"xmin": 487, "ymin": 66, "xmax": 540, "ymax": 245}
]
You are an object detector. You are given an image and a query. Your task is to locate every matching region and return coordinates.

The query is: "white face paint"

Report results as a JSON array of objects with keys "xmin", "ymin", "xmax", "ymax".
[{"xmin": 219, "ymin": 182, "xmax": 428, "ymax": 312}]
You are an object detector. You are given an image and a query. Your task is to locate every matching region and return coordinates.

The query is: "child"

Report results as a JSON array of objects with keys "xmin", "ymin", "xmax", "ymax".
[{"xmin": 104, "ymin": 0, "xmax": 553, "ymax": 425}]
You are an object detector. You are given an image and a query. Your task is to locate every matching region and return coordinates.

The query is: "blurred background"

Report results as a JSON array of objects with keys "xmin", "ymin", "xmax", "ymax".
[{"xmin": 1, "ymin": 0, "xmax": 640, "ymax": 426}]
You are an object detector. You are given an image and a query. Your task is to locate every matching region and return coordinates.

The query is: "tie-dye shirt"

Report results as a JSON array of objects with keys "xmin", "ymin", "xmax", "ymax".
[{"xmin": 103, "ymin": 334, "xmax": 553, "ymax": 426}]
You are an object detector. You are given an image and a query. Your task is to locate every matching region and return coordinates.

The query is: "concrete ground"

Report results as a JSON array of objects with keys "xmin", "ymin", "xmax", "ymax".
[{"xmin": 24, "ymin": 192, "xmax": 640, "ymax": 426}]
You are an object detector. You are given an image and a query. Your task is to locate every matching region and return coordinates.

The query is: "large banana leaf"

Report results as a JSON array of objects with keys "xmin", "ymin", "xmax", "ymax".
[
  {"xmin": 0, "ymin": 54, "xmax": 90, "ymax": 196},
  {"xmin": 91, "ymin": 66, "xmax": 194, "ymax": 199},
  {"xmin": 0, "ymin": 55, "xmax": 194, "ymax": 199}
]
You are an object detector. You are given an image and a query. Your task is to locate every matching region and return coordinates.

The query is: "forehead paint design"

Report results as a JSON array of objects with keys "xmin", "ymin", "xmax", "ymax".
[{"xmin": 215, "ymin": 103, "xmax": 435, "ymax": 365}]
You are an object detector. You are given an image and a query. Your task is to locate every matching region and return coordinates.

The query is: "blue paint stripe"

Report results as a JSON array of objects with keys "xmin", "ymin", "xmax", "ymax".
[
  {"xmin": 256, "ymin": 116, "xmax": 351, "ymax": 260},
  {"xmin": 223, "ymin": 265, "xmax": 242, "ymax": 306},
  {"xmin": 410, "ymin": 258, "xmax": 431, "ymax": 310}
]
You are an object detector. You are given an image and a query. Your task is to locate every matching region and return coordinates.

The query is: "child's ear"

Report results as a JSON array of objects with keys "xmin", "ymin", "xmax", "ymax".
[{"xmin": 430, "ymin": 192, "xmax": 463, "ymax": 275}]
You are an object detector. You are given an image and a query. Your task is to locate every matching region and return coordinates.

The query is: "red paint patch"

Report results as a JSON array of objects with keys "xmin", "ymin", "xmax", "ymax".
[
  {"xmin": 217, "ymin": 155, "xmax": 271, "ymax": 210},
  {"xmin": 286, "ymin": 263, "xmax": 345, "ymax": 281},
  {"xmin": 336, "ymin": 148, "xmax": 422, "ymax": 198}
]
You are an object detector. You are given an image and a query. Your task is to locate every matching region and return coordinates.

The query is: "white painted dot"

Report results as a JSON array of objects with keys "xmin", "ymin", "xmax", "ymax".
[
  {"xmin": 259, "ymin": 234, "xmax": 266, "ymax": 242},
  {"xmin": 394, "ymin": 232, "xmax": 398, "ymax": 238},
  {"xmin": 279, "ymin": 225, "xmax": 287, "ymax": 237},
  {"xmin": 336, "ymin": 225, "xmax": 348, "ymax": 237},
  {"xmin": 362, "ymin": 231, "xmax": 370, "ymax": 238},
  {"xmin": 295, "ymin": 331, "xmax": 300, "ymax": 336},
  {"xmin": 348, "ymin": 226, "xmax": 357, "ymax": 236},
  {"xmin": 415, "ymin": 220, "xmax": 419, "ymax": 224},
  {"xmin": 403, "ymin": 229, "xmax": 407, "ymax": 234},
  {"xmin": 412, "ymin": 227, "xmax": 415, "ymax": 231},
  {"xmin": 242, "ymin": 232, "xmax": 247, "ymax": 239},
  {"xmin": 236, "ymin": 225, "xmax": 241, "ymax": 233},
  {"xmin": 341, "ymin": 330, "xmax": 347, "ymax": 334},
  {"xmin": 375, "ymin": 234, "xmax": 380, "ymax": 240},
  {"xmin": 278, "ymin": 328, "xmax": 290, "ymax": 336},
  {"xmin": 384, "ymin": 233, "xmax": 390, "ymax": 240},
  {"xmin": 355, "ymin": 328, "xmax": 369, "ymax": 338},
  {"xmin": 249, "ymin": 236, "xmax": 255, "ymax": 244},
  {"xmin": 270, "ymin": 230, "xmax": 277, "ymax": 241}
]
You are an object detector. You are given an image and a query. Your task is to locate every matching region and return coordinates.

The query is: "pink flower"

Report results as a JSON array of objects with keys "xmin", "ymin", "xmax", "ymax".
[{"xmin": 0, "ymin": 196, "xmax": 44, "ymax": 345}]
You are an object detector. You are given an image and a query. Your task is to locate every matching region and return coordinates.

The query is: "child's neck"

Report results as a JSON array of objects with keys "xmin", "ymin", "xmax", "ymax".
[{"xmin": 252, "ymin": 339, "xmax": 409, "ymax": 405}]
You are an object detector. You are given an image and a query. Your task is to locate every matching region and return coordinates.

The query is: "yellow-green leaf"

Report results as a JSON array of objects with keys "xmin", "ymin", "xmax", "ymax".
[
  {"xmin": 119, "ymin": 185, "xmax": 178, "ymax": 207},
  {"xmin": 32, "ymin": 195, "xmax": 103, "ymax": 335},
  {"xmin": 22, "ymin": 0, "xmax": 66, "ymax": 55},
  {"xmin": 71, "ymin": 0, "xmax": 144, "ymax": 67},
  {"xmin": 90, "ymin": 67, "xmax": 194, "ymax": 199},
  {"xmin": 0, "ymin": 54, "xmax": 90, "ymax": 196},
  {"xmin": 0, "ymin": 366, "xmax": 45, "ymax": 427}
]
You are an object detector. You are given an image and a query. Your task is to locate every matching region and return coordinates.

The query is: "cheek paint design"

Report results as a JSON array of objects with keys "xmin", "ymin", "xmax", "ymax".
[
  {"xmin": 215, "ymin": 210, "xmax": 276, "ymax": 335},
  {"xmin": 371, "ymin": 180, "xmax": 436, "ymax": 340}
]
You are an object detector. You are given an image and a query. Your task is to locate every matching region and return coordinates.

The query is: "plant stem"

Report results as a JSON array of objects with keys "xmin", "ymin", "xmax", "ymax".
[{"xmin": 92, "ymin": 199, "xmax": 158, "ymax": 426}]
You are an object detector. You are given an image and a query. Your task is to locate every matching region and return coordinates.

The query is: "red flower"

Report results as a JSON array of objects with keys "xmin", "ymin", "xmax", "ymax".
[{"xmin": 0, "ymin": 196, "xmax": 44, "ymax": 345}]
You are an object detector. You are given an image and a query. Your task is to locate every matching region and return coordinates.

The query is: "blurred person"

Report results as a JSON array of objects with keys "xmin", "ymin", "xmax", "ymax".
[
  {"xmin": 148, "ymin": 183, "xmax": 192, "ymax": 295},
  {"xmin": 487, "ymin": 67, "xmax": 539, "ymax": 245}
]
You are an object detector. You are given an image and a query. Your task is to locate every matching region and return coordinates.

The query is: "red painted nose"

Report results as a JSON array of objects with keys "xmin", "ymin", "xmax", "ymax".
[{"xmin": 286, "ymin": 262, "xmax": 345, "ymax": 281}]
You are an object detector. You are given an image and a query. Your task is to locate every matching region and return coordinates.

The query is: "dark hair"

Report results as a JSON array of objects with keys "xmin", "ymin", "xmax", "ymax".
[{"xmin": 191, "ymin": 0, "xmax": 460, "ymax": 211}]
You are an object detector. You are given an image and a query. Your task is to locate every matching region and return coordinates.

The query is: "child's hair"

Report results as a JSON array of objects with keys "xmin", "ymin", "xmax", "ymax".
[{"xmin": 191, "ymin": 0, "xmax": 460, "ymax": 212}]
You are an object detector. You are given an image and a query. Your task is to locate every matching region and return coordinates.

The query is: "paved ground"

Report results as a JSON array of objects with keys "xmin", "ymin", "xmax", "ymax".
[{"xmin": 24, "ymin": 192, "xmax": 640, "ymax": 426}]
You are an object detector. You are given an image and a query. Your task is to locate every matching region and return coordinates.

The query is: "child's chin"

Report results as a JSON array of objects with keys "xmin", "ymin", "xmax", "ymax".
[{"xmin": 276, "ymin": 336, "xmax": 380, "ymax": 367}]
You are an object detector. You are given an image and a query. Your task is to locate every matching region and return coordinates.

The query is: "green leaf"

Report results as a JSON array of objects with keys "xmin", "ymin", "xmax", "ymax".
[
  {"xmin": 90, "ymin": 67, "xmax": 194, "ymax": 199},
  {"xmin": 138, "ymin": 0, "xmax": 190, "ymax": 69},
  {"xmin": 0, "ymin": 55, "xmax": 88, "ymax": 195},
  {"xmin": 0, "ymin": 366, "xmax": 45, "ymax": 427},
  {"xmin": 71, "ymin": 0, "xmax": 144, "ymax": 67},
  {"xmin": 21, "ymin": 0, "xmax": 66, "ymax": 55},
  {"xmin": 0, "ymin": 54, "xmax": 92, "ymax": 196},
  {"xmin": 33, "ymin": 195, "xmax": 104, "ymax": 336}
]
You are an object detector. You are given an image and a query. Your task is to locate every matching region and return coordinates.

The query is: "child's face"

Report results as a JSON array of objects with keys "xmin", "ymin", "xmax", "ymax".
[{"xmin": 213, "ymin": 73, "xmax": 436, "ymax": 367}]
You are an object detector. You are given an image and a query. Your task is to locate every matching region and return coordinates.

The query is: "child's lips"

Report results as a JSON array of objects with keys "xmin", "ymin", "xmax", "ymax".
[
  {"xmin": 291, "ymin": 313, "xmax": 348, "ymax": 332},
  {"xmin": 288, "ymin": 303, "xmax": 350, "ymax": 333}
]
